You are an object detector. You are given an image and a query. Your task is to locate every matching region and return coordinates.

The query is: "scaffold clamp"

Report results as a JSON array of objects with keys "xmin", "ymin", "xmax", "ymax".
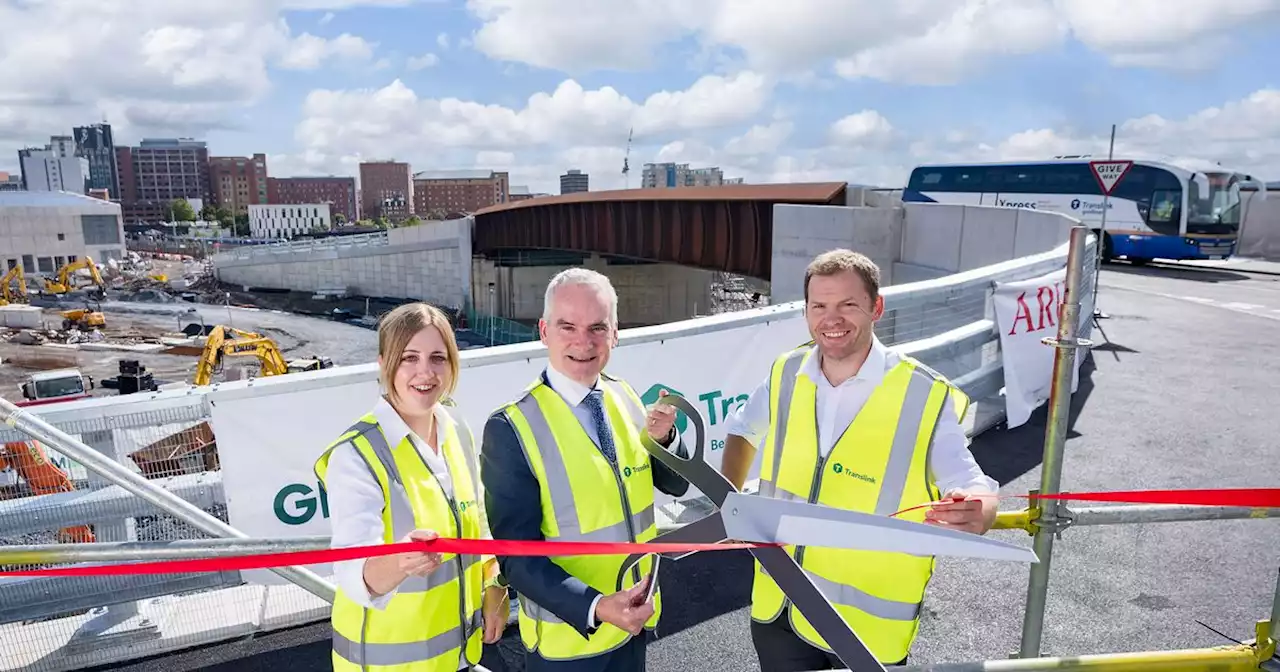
[{"xmin": 1041, "ymin": 336, "xmax": 1094, "ymax": 350}]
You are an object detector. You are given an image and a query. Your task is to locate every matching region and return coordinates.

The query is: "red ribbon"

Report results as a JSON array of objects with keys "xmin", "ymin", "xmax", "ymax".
[{"xmin": 3, "ymin": 489, "xmax": 1276, "ymax": 577}]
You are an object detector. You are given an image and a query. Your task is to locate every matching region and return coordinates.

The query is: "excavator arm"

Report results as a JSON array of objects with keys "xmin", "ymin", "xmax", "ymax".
[
  {"xmin": 0, "ymin": 265, "xmax": 28, "ymax": 306},
  {"xmin": 0, "ymin": 442, "xmax": 95, "ymax": 543},
  {"xmin": 43, "ymin": 257, "xmax": 106, "ymax": 296},
  {"xmin": 192, "ymin": 325, "xmax": 296, "ymax": 386}
]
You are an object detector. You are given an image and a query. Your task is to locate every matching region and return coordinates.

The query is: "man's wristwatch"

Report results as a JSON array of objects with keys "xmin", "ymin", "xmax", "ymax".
[{"xmin": 484, "ymin": 573, "xmax": 508, "ymax": 591}]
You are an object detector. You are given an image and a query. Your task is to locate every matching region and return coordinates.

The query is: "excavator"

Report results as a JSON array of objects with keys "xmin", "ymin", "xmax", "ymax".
[
  {"xmin": 0, "ymin": 264, "xmax": 28, "ymax": 306},
  {"xmin": 192, "ymin": 325, "xmax": 333, "ymax": 386},
  {"xmin": 42, "ymin": 256, "xmax": 107, "ymax": 298},
  {"xmin": 0, "ymin": 442, "xmax": 94, "ymax": 543}
]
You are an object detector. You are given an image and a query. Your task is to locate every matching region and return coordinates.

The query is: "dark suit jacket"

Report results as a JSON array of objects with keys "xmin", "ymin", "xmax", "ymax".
[{"xmin": 480, "ymin": 373, "xmax": 690, "ymax": 644}]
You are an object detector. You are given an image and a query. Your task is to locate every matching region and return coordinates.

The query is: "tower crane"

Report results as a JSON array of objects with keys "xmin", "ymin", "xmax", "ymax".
[{"xmin": 622, "ymin": 127, "xmax": 633, "ymax": 189}]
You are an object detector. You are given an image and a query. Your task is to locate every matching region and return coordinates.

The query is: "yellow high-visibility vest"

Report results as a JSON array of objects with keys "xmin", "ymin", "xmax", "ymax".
[
  {"xmin": 750, "ymin": 344, "xmax": 970, "ymax": 663},
  {"xmin": 314, "ymin": 402, "xmax": 487, "ymax": 672},
  {"xmin": 495, "ymin": 372, "xmax": 662, "ymax": 660}
]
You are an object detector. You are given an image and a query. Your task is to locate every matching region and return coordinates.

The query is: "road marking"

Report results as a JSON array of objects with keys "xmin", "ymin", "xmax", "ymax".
[{"xmin": 1102, "ymin": 284, "xmax": 1280, "ymax": 322}]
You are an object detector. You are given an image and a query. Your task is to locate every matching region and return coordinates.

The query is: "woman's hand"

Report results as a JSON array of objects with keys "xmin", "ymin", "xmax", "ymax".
[
  {"xmin": 482, "ymin": 585, "xmax": 509, "ymax": 643},
  {"xmin": 397, "ymin": 529, "xmax": 445, "ymax": 577}
]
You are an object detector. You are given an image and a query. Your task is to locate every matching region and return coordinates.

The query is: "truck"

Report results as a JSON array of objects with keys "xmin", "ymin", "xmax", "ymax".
[{"xmin": 18, "ymin": 368, "xmax": 95, "ymax": 407}]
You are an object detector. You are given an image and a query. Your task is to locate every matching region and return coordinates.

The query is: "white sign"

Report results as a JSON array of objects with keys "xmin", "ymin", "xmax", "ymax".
[
  {"xmin": 1089, "ymin": 160, "xmax": 1133, "ymax": 196},
  {"xmin": 210, "ymin": 313, "xmax": 811, "ymax": 584},
  {"xmin": 992, "ymin": 267, "xmax": 1093, "ymax": 428}
]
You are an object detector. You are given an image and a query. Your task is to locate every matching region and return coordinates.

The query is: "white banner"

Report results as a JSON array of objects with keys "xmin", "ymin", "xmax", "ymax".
[
  {"xmin": 210, "ymin": 314, "xmax": 810, "ymax": 584},
  {"xmin": 992, "ymin": 267, "xmax": 1093, "ymax": 428}
]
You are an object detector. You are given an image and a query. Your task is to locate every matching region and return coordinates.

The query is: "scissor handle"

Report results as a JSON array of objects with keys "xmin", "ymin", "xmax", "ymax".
[{"xmin": 639, "ymin": 393, "xmax": 735, "ymax": 507}]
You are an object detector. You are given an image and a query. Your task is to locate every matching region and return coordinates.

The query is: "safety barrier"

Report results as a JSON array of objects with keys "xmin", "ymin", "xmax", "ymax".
[
  {"xmin": 208, "ymin": 230, "xmax": 390, "ymax": 262},
  {"xmin": 0, "ymin": 232, "xmax": 1105, "ymax": 671}
]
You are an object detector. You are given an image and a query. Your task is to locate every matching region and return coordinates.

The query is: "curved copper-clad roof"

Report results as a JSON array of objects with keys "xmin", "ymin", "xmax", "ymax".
[
  {"xmin": 471, "ymin": 182, "xmax": 848, "ymax": 280},
  {"xmin": 474, "ymin": 182, "xmax": 848, "ymax": 215}
]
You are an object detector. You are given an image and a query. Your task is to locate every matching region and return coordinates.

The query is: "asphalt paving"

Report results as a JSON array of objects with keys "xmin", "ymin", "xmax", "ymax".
[{"xmin": 87, "ymin": 262, "xmax": 1280, "ymax": 672}]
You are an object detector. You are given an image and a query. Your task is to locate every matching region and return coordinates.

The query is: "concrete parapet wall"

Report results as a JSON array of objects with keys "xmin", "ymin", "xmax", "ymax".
[{"xmin": 211, "ymin": 219, "xmax": 471, "ymax": 308}]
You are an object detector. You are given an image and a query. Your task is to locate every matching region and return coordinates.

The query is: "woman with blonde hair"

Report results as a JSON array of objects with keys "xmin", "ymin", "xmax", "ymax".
[{"xmin": 314, "ymin": 302, "xmax": 508, "ymax": 671}]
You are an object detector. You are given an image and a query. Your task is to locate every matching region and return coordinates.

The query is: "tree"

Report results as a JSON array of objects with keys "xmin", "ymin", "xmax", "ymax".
[
  {"xmin": 334, "ymin": 213, "xmax": 347, "ymax": 225},
  {"xmin": 401, "ymin": 216, "xmax": 422, "ymax": 227},
  {"xmin": 170, "ymin": 199, "xmax": 196, "ymax": 222}
]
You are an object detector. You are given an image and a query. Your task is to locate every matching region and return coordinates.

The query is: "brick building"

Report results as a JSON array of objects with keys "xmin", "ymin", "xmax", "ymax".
[
  {"xmin": 412, "ymin": 169, "xmax": 509, "ymax": 218},
  {"xmin": 359, "ymin": 161, "xmax": 412, "ymax": 222},
  {"xmin": 209, "ymin": 154, "xmax": 269, "ymax": 216},
  {"xmin": 115, "ymin": 138, "xmax": 211, "ymax": 223},
  {"xmin": 268, "ymin": 176, "xmax": 358, "ymax": 222}
]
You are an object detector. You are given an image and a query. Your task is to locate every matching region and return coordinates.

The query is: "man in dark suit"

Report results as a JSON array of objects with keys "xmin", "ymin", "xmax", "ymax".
[{"xmin": 480, "ymin": 268, "xmax": 691, "ymax": 672}]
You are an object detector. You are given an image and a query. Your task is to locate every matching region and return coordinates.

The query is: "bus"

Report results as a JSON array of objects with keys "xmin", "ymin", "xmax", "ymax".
[{"xmin": 903, "ymin": 158, "xmax": 1266, "ymax": 263}]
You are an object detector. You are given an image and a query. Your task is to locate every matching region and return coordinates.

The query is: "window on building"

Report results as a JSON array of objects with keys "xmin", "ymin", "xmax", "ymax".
[
  {"xmin": 38, "ymin": 257, "xmax": 54, "ymax": 273},
  {"xmin": 22, "ymin": 255, "xmax": 35, "ymax": 272},
  {"xmin": 57, "ymin": 233, "xmax": 65, "ymax": 241}
]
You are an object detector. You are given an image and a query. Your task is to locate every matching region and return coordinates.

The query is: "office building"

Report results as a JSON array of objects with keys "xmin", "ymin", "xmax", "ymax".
[
  {"xmin": 641, "ymin": 163, "xmax": 741, "ymax": 189},
  {"xmin": 248, "ymin": 203, "xmax": 331, "ymax": 239},
  {"xmin": 0, "ymin": 173, "xmax": 21, "ymax": 192},
  {"xmin": 115, "ymin": 138, "xmax": 212, "ymax": 223},
  {"xmin": 19, "ymin": 149, "xmax": 90, "ymax": 194},
  {"xmin": 359, "ymin": 161, "xmax": 413, "ymax": 222},
  {"xmin": 268, "ymin": 176, "xmax": 358, "ymax": 222},
  {"xmin": 412, "ymin": 169, "xmax": 509, "ymax": 218},
  {"xmin": 73, "ymin": 124, "xmax": 122, "ymax": 199},
  {"xmin": 1, "ymin": 191, "xmax": 127, "ymax": 274},
  {"xmin": 209, "ymin": 154, "xmax": 269, "ymax": 216},
  {"xmin": 560, "ymin": 169, "xmax": 589, "ymax": 194}
]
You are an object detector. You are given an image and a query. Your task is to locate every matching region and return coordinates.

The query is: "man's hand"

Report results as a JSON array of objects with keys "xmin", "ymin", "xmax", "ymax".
[
  {"xmin": 482, "ymin": 585, "xmax": 509, "ymax": 643},
  {"xmin": 924, "ymin": 490, "xmax": 996, "ymax": 535},
  {"xmin": 397, "ymin": 529, "xmax": 445, "ymax": 576},
  {"xmin": 593, "ymin": 577, "xmax": 655, "ymax": 635},
  {"xmin": 645, "ymin": 389, "xmax": 678, "ymax": 444}
]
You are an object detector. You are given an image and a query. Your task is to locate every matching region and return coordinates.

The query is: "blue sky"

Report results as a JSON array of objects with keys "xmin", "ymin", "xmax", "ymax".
[{"xmin": 2, "ymin": 1, "xmax": 1279, "ymax": 194}]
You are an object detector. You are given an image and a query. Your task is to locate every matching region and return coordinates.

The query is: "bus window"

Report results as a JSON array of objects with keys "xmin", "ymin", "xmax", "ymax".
[{"xmin": 1146, "ymin": 189, "xmax": 1181, "ymax": 236}]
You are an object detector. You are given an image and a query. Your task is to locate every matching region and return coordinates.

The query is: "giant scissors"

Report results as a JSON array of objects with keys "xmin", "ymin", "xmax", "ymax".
[{"xmin": 614, "ymin": 394, "xmax": 1038, "ymax": 672}]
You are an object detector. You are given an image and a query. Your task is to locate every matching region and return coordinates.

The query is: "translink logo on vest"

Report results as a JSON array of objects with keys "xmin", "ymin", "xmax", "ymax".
[
  {"xmin": 831, "ymin": 462, "xmax": 877, "ymax": 484},
  {"xmin": 622, "ymin": 463, "xmax": 651, "ymax": 478}
]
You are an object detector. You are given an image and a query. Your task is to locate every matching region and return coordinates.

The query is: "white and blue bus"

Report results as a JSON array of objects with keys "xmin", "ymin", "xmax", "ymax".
[{"xmin": 903, "ymin": 158, "xmax": 1265, "ymax": 263}]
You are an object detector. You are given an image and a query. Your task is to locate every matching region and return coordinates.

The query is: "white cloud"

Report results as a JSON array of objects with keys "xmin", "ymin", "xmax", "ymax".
[
  {"xmin": 0, "ymin": 0, "xmax": 385, "ymax": 155},
  {"xmin": 463, "ymin": 0, "xmax": 1278, "ymax": 82},
  {"xmin": 407, "ymin": 53, "xmax": 440, "ymax": 70},
  {"xmin": 829, "ymin": 111, "xmax": 895, "ymax": 147},
  {"xmin": 291, "ymin": 71, "xmax": 771, "ymax": 167},
  {"xmin": 437, "ymin": 33, "xmax": 450, "ymax": 50}
]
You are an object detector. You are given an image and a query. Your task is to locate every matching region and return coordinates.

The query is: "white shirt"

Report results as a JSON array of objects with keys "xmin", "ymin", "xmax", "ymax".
[
  {"xmin": 325, "ymin": 396, "xmax": 471, "ymax": 669},
  {"xmin": 722, "ymin": 335, "xmax": 998, "ymax": 496}
]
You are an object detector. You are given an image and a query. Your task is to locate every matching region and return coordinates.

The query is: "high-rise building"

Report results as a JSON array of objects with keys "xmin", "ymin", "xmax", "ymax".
[
  {"xmin": 115, "ymin": 138, "xmax": 211, "ymax": 223},
  {"xmin": 641, "ymin": 162, "xmax": 740, "ymax": 189},
  {"xmin": 209, "ymin": 154, "xmax": 269, "ymax": 216},
  {"xmin": 73, "ymin": 124, "xmax": 121, "ymax": 199},
  {"xmin": 411, "ymin": 169, "xmax": 509, "ymax": 218},
  {"xmin": 268, "ymin": 176, "xmax": 358, "ymax": 223},
  {"xmin": 359, "ymin": 161, "xmax": 413, "ymax": 222},
  {"xmin": 560, "ymin": 169, "xmax": 589, "ymax": 194},
  {"xmin": 19, "ymin": 148, "xmax": 89, "ymax": 194}
]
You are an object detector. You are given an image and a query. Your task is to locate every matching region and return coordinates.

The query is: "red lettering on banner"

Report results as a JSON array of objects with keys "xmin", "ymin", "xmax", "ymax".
[{"xmin": 1006, "ymin": 282, "xmax": 1067, "ymax": 336}]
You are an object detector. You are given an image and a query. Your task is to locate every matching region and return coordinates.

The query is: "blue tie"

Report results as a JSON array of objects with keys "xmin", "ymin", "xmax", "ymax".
[{"xmin": 582, "ymin": 389, "xmax": 617, "ymax": 465}]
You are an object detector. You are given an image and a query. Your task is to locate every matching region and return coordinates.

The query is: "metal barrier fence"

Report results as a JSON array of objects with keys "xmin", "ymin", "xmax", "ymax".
[
  {"xmin": 208, "ymin": 230, "xmax": 391, "ymax": 262},
  {"xmin": 0, "ymin": 231, "xmax": 1111, "ymax": 671}
]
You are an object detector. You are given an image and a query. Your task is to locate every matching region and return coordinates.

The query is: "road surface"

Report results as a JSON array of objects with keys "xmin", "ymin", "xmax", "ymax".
[{"xmin": 88, "ymin": 262, "xmax": 1280, "ymax": 671}]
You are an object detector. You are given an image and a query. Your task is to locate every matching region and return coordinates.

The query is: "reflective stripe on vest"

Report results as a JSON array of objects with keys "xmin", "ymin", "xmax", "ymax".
[
  {"xmin": 511, "ymin": 382, "xmax": 656, "ymax": 545},
  {"xmin": 501, "ymin": 375, "xmax": 662, "ymax": 657},
  {"xmin": 751, "ymin": 347, "xmax": 965, "ymax": 662},
  {"xmin": 317, "ymin": 409, "xmax": 486, "ymax": 671}
]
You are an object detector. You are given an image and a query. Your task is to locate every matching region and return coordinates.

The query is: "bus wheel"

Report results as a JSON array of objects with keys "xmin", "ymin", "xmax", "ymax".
[{"xmin": 1129, "ymin": 257, "xmax": 1150, "ymax": 265}]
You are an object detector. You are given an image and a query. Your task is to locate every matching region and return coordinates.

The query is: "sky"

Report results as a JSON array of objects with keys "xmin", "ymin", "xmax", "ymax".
[{"xmin": 1, "ymin": 0, "xmax": 1280, "ymax": 195}]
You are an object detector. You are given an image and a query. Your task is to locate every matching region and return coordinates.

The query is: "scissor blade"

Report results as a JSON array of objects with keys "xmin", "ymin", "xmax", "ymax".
[{"xmin": 721, "ymin": 492, "xmax": 1039, "ymax": 564}]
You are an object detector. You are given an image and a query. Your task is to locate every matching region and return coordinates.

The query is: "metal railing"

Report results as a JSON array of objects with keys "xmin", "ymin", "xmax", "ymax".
[
  {"xmin": 0, "ymin": 232, "xmax": 1099, "ymax": 671},
  {"xmin": 208, "ymin": 231, "xmax": 390, "ymax": 262}
]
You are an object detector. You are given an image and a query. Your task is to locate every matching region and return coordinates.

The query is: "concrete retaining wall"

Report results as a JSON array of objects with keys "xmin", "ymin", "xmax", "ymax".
[
  {"xmin": 1239, "ymin": 191, "xmax": 1280, "ymax": 260},
  {"xmin": 212, "ymin": 220, "xmax": 471, "ymax": 309}
]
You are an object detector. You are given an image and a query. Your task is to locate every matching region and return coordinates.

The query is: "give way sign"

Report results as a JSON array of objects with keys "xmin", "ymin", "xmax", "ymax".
[{"xmin": 1089, "ymin": 160, "xmax": 1133, "ymax": 195}]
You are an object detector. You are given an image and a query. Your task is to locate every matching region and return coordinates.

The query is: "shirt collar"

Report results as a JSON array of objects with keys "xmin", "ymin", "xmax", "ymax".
[
  {"xmin": 543, "ymin": 364, "xmax": 598, "ymax": 407},
  {"xmin": 799, "ymin": 333, "xmax": 889, "ymax": 389},
  {"xmin": 370, "ymin": 395, "xmax": 446, "ymax": 448}
]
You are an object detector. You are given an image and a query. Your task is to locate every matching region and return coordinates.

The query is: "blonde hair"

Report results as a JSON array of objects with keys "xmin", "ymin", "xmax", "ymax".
[{"xmin": 377, "ymin": 302, "xmax": 460, "ymax": 407}]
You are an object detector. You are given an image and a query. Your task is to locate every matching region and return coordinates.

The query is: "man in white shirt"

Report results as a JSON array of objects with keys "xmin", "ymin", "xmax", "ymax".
[{"xmin": 719, "ymin": 248, "xmax": 998, "ymax": 671}]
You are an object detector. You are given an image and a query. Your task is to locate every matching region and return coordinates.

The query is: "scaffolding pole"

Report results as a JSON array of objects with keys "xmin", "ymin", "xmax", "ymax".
[
  {"xmin": 1018, "ymin": 225, "xmax": 1092, "ymax": 659},
  {"xmin": 994, "ymin": 503, "xmax": 1278, "ymax": 534},
  {"xmin": 0, "ymin": 396, "xmax": 336, "ymax": 603},
  {"xmin": 0, "ymin": 538, "xmax": 331, "ymax": 566}
]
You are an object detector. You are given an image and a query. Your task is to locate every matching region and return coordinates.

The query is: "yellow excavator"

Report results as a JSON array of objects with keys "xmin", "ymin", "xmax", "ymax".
[
  {"xmin": 43, "ymin": 257, "xmax": 106, "ymax": 297},
  {"xmin": 0, "ymin": 265, "xmax": 28, "ymax": 306},
  {"xmin": 193, "ymin": 325, "xmax": 334, "ymax": 386}
]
